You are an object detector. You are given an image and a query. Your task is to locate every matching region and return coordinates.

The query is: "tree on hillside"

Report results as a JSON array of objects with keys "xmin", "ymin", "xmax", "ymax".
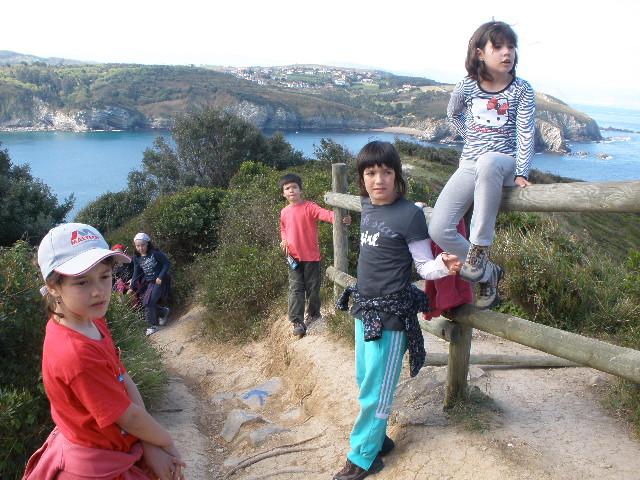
[
  {"xmin": 134, "ymin": 107, "xmax": 305, "ymax": 195},
  {"xmin": 313, "ymin": 138, "xmax": 355, "ymax": 166},
  {"xmin": 0, "ymin": 143, "xmax": 73, "ymax": 246}
]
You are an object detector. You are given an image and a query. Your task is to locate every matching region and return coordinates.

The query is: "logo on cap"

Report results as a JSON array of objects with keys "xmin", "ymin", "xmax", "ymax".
[{"xmin": 71, "ymin": 228, "xmax": 100, "ymax": 246}]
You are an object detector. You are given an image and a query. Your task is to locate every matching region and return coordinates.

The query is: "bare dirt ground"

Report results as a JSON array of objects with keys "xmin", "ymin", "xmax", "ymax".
[{"xmin": 149, "ymin": 305, "xmax": 640, "ymax": 480}]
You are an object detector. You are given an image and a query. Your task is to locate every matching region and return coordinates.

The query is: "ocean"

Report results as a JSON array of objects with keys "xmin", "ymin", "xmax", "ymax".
[{"xmin": 0, "ymin": 103, "xmax": 638, "ymax": 219}]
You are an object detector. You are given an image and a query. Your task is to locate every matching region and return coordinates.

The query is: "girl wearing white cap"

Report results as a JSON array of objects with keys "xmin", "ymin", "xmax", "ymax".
[
  {"xmin": 23, "ymin": 223, "xmax": 185, "ymax": 480},
  {"xmin": 129, "ymin": 233, "xmax": 171, "ymax": 337}
]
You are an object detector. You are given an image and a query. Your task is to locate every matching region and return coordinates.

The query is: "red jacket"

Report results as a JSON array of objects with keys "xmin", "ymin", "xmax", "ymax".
[
  {"xmin": 423, "ymin": 220, "xmax": 474, "ymax": 320},
  {"xmin": 22, "ymin": 427, "xmax": 152, "ymax": 480}
]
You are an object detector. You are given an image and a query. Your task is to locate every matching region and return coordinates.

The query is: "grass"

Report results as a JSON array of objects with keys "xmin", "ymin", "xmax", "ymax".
[{"xmin": 445, "ymin": 386, "xmax": 500, "ymax": 431}]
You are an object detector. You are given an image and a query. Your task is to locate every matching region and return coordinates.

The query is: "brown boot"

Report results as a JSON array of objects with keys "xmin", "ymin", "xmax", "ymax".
[{"xmin": 460, "ymin": 243, "xmax": 490, "ymax": 282}]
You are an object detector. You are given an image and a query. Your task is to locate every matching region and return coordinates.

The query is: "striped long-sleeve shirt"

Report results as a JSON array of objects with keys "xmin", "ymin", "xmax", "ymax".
[{"xmin": 447, "ymin": 76, "xmax": 536, "ymax": 179}]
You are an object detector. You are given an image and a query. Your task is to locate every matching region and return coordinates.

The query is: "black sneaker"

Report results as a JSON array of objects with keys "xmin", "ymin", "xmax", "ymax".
[
  {"xmin": 379, "ymin": 435, "xmax": 395, "ymax": 457},
  {"xmin": 476, "ymin": 263, "xmax": 505, "ymax": 310},
  {"xmin": 292, "ymin": 321, "xmax": 306, "ymax": 338},
  {"xmin": 333, "ymin": 457, "xmax": 384, "ymax": 480}
]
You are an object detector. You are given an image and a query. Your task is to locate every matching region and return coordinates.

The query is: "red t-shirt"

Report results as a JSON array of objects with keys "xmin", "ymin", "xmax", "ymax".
[
  {"xmin": 280, "ymin": 200, "xmax": 334, "ymax": 261},
  {"xmin": 42, "ymin": 317, "xmax": 138, "ymax": 451}
]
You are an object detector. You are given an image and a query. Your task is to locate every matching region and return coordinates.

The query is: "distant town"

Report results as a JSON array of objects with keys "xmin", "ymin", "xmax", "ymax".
[{"xmin": 209, "ymin": 65, "xmax": 422, "ymax": 93}]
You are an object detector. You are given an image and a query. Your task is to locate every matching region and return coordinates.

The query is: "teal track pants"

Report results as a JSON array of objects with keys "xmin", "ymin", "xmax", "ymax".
[{"xmin": 347, "ymin": 319, "xmax": 407, "ymax": 470}]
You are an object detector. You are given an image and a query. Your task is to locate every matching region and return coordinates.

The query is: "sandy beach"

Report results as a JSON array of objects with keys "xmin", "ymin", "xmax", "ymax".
[{"xmin": 373, "ymin": 126, "xmax": 424, "ymax": 135}]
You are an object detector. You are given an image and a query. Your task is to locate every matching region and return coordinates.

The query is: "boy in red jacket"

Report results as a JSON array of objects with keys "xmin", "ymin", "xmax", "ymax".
[{"xmin": 279, "ymin": 173, "xmax": 350, "ymax": 337}]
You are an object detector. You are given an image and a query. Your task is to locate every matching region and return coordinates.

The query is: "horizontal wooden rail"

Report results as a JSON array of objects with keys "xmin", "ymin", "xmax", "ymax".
[
  {"xmin": 325, "ymin": 179, "xmax": 640, "ymax": 214},
  {"xmin": 424, "ymin": 353, "xmax": 580, "ymax": 367},
  {"xmin": 445, "ymin": 304, "xmax": 640, "ymax": 384},
  {"xmin": 501, "ymin": 180, "xmax": 640, "ymax": 213}
]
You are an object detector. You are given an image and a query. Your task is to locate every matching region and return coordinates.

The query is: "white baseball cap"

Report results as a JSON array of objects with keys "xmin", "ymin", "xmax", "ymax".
[
  {"xmin": 134, "ymin": 232, "xmax": 151, "ymax": 243},
  {"xmin": 38, "ymin": 223, "xmax": 131, "ymax": 281}
]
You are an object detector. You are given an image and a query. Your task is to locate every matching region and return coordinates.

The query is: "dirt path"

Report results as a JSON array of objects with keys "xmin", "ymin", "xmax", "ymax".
[{"xmin": 149, "ymin": 306, "xmax": 640, "ymax": 479}]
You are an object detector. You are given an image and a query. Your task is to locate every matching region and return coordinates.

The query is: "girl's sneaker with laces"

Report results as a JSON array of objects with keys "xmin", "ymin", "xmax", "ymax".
[
  {"xmin": 476, "ymin": 263, "xmax": 505, "ymax": 310},
  {"xmin": 460, "ymin": 243, "xmax": 490, "ymax": 283}
]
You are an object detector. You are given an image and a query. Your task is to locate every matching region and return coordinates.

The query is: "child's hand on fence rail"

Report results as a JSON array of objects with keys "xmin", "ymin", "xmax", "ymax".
[{"xmin": 441, "ymin": 253, "xmax": 462, "ymax": 275}]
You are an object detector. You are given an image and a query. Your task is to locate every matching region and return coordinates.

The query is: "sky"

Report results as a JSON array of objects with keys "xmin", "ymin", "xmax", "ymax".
[{"xmin": 4, "ymin": 0, "xmax": 639, "ymax": 109}]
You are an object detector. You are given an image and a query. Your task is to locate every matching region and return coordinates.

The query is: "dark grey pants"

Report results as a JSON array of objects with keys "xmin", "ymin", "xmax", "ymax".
[
  {"xmin": 145, "ymin": 284, "xmax": 168, "ymax": 327},
  {"xmin": 287, "ymin": 261, "xmax": 322, "ymax": 324}
]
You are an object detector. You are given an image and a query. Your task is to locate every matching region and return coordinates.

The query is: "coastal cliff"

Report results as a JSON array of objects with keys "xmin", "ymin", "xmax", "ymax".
[
  {"xmin": 227, "ymin": 101, "xmax": 386, "ymax": 130},
  {"xmin": 0, "ymin": 101, "xmax": 385, "ymax": 132}
]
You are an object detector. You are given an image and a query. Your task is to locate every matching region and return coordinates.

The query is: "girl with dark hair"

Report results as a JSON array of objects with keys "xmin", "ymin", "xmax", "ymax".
[
  {"xmin": 333, "ymin": 141, "xmax": 461, "ymax": 479},
  {"xmin": 128, "ymin": 233, "xmax": 171, "ymax": 336},
  {"xmin": 429, "ymin": 20, "xmax": 536, "ymax": 309}
]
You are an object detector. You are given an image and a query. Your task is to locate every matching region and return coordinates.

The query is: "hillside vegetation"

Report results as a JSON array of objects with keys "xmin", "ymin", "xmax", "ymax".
[{"xmin": 0, "ymin": 64, "xmax": 384, "ymax": 127}]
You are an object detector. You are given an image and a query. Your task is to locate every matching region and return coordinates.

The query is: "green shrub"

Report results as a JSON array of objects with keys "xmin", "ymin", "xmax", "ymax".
[
  {"xmin": 109, "ymin": 187, "xmax": 225, "ymax": 264},
  {"xmin": 133, "ymin": 107, "xmax": 306, "ymax": 196},
  {"xmin": 0, "ymin": 145, "xmax": 73, "ymax": 247},
  {"xmin": 0, "ymin": 242, "xmax": 44, "ymax": 389},
  {"xmin": 74, "ymin": 189, "xmax": 149, "ymax": 234},
  {"xmin": 494, "ymin": 220, "xmax": 640, "ymax": 334},
  {"xmin": 622, "ymin": 250, "xmax": 640, "ymax": 302},
  {"xmin": 104, "ymin": 296, "xmax": 167, "ymax": 405},
  {"xmin": 0, "ymin": 241, "xmax": 52, "ymax": 475},
  {"xmin": 0, "ymin": 387, "xmax": 50, "ymax": 476},
  {"xmin": 394, "ymin": 139, "xmax": 460, "ymax": 166},
  {"xmin": 200, "ymin": 162, "xmax": 287, "ymax": 339}
]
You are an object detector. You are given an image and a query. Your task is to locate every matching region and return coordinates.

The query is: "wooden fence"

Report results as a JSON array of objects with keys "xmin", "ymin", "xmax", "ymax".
[{"xmin": 326, "ymin": 163, "xmax": 640, "ymax": 407}]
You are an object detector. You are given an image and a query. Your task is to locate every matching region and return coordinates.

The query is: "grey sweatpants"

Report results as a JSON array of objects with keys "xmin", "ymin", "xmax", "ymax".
[{"xmin": 429, "ymin": 152, "xmax": 516, "ymax": 262}]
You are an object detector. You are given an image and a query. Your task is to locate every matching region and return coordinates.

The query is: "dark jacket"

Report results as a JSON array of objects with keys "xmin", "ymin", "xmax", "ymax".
[
  {"xmin": 336, "ymin": 284, "xmax": 430, "ymax": 377},
  {"xmin": 130, "ymin": 250, "xmax": 171, "ymax": 293}
]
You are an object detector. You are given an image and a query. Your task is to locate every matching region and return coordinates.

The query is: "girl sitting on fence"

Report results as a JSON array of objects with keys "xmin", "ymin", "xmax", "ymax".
[
  {"xmin": 428, "ymin": 20, "xmax": 536, "ymax": 309},
  {"xmin": 333, "ymin": 141, "xmax": 461, "ymax": 480}
]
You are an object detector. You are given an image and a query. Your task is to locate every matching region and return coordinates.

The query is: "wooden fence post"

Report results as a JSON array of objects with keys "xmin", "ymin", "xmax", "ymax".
[
  {"xmin": 332, "ymin": 164, "xmax": 349, "ymax": 297},
  {"xmin": 445, "ymin": 324, "xmax": 473, "ymax": 407}
]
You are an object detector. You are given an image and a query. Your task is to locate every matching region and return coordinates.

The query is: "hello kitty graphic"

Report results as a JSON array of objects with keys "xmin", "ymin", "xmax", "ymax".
[{"xmin": 471, "ymin": 96, "xmax": 509, "ymax": 128}]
